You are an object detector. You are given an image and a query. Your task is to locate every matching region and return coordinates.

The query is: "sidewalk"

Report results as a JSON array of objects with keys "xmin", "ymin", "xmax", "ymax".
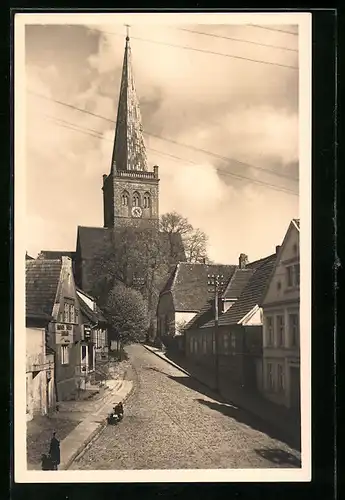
[
  {"xmin": 143, "ymin": 344, "xmax": 301, "ymax": 450},
  {"xmin": 27, "ymin": 370, "xmax": 134, "ymax": 471}
]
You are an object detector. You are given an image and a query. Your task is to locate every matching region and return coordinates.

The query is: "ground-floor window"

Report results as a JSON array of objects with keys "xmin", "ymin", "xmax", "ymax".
[
  {"xmin": 61, "ymin": 345, "xmax": 69, "ymax": 365},
  {"xmin": 277, "ymin": 363, "xmax": 285, "ymax": 392},
  {"xmin": 267, "ymin": 362, "xmax": 274, "ymax": 391},
  {"xmin": 202, "ymin": 335, "xmax": 207, "ymax": 354},
  {"xmin": 189, "ymin": 337, "xmax": 194, "ymax": 354}
]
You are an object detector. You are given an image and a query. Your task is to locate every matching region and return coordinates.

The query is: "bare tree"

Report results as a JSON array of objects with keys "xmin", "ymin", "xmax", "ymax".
[{"xmin": 160, "ymin": 211, "xmax": 210, "ymax": 263}]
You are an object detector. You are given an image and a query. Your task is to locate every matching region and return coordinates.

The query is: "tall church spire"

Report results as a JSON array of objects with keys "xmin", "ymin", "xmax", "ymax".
[{"xmin": 111, "ymin": 29, "xmax": 148, "ymax": 172}]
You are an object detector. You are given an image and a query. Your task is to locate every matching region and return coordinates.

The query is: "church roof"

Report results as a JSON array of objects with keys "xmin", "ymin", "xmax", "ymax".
[
  {"xmin": 38, "ymin": 250, "xmax": 76, "ymax": 260},
  {"xmin": 26, "ymin": 259, "xmax": 62, "ymax": 317},
  {"xmin": 161, "ymin": 262, "xmax": 237, "ymax": 312},
  {"xmin": 110, "ymin": 35, "xmax": 148, "ymax": 173},
  {"xmin": 77, "ymin": 226, "xmax": 185, "ymax": 261}
]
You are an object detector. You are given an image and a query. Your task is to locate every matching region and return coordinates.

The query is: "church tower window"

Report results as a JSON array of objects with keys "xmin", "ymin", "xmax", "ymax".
[
  {"xmin": 121, "ymin": 191, "xmax": 129, "ymax": 206},
  {"xmin": 133, "ymin": 191, "xmax": 140, "ymax": 207},
  {"xmin": 143, "ymin": 192, "xmax": 151, "ymax": 209}
]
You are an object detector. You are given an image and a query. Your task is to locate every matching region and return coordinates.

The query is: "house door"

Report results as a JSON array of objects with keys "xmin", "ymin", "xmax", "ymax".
[{"xmin": 290, "ymin": 366, "xmax": 300, "ymax": 412}]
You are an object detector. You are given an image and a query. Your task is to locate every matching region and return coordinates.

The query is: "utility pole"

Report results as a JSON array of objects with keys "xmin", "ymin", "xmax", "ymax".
[{"xmin": 207, "ymin": 274, "xmax": 225, "ymax": 392}]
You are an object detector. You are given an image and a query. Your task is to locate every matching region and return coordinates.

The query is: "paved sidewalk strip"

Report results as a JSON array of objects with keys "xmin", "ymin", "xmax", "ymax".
[{"xmin": 61, "ymin": 380, "xmax": 133, "ymax": 469}]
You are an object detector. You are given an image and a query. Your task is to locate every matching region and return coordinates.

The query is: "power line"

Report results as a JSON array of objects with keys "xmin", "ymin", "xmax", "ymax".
[
  {"xmin": 29, "ymin": 91, "xmax": 299, "ymax": 183},
  {"xmin": 43, "ymin": 114, "xmax": 298, "ymax": 197},
  {"xmin": 249, "ymin": 24, "xmax": 299, "ymax": 36},
  {"xmin": 176, "ymin": 27, "xmax": 298, "ymax": 53},
  {"xmin": 87, "ymin": 27, "xmax": 298, "ymax": 70}
]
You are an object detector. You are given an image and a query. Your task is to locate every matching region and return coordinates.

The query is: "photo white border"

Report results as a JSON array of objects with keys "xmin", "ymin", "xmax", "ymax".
[{"xmin": 14, "ymin": 11, "xmax": 312, "ymax": 483}]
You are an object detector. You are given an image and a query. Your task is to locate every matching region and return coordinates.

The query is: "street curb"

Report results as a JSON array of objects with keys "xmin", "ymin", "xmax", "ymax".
[
  {"xmin": 142, "ymin": 345, "xmax": 191, "ymax": 377},
  {"xmin": 63, "ymin": 382, "xmax": 134, "ymax": 470}
]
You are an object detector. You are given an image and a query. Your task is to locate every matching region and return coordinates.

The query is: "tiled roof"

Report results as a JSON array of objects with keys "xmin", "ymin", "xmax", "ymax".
[
  {"xmin": 77, "ymin": 226, "xmax": 186, "ymax": 262},
  {"xmin": 165, "ymin": 262, "xmax": 237, "ymax": 312},
  {"xmin": 26, "ymin": 260, "xmax": 62, "ymax": 317},
  {"xmin": 202, "ymin": 254, "xmax": 277, "ymax": 328},
  {"xmin": 38, "ymin": 250, "xmax": 76, "ymax": 260},
  {"xmin": 246, "ymin": 253, "xmax": 276, "ymax": 270},
  {"xmin": 222, "ymin": 268, "xmax": 254, "ymax": 299},
  {"xmin": 184, "ymin": 300, "xmax": 214, "ymax": 331},
  {"xmin": 78, "ymin": 294, "xmax": 108, "ymax": 325}
]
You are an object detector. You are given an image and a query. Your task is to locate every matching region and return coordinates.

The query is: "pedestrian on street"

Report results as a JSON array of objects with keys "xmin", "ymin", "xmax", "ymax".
[
  {"xmin": 49, "ymin": 431, "xmax": 60, "ymax": 470},
  {"xmin": 41, "ymin": 453, "xmax": 53, "ymax": 471}
]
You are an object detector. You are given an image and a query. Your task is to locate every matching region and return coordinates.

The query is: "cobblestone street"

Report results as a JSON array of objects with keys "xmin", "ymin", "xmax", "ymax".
[{"xmin": 71, "ymin": 344, "xmax": 301, "ymax": 470}]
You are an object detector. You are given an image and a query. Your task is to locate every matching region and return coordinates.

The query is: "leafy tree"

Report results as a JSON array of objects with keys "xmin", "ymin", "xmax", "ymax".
[
  {"xmin": 89, "ymin": 227, "xmax": 177, "ymax": 340},
  {"xmin": 160, "ymin": 211, "xmax": 211, "ymax": 263},
  {"xmin": 104, "ymin": 283, "xmax": 150, "ymax": 348}
]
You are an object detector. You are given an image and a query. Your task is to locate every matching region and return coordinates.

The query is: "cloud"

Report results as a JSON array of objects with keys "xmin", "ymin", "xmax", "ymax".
[{"xmin": 24, "ymin": 22, "xmax": 299, "ymax": 263}]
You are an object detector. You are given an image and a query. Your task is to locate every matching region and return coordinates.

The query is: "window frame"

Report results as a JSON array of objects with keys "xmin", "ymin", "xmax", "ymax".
[
  {"xmin": 61, "ymin": 345, "xmax": 69, "ymax": 365},
  {"xmin": 289, "ymin": 313, "xmax": 299, "ymax": 347},
  {"xmin": 276, "ymin": 315, "xmax": 285, "ymax": 347},
  {"xmin": 266, "ymin": 316, "xmax": 274, "ymax": 346},
  {"xmin": 132, "ymin": 191, "xmax": 140, "ymax": 207},
  {"xmin": 267, "ymin": 362, "xmax": 274, "ymax": 391},
  {"xmin": 277, "ymin": 363, "xmax": 285, "ymax": 392},
  {"xmin": 121, "ymin": 191, "xmax": 129, "ymax": 206},
  {"xmin": 143, "ymin": 192, "xmax": 151, "ymax": 209}
]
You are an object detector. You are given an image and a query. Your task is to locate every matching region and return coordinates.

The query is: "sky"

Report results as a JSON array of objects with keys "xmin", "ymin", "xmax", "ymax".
[{"xmin": 24, "ymin": 20, "xmax": 299, "ymax": 264}]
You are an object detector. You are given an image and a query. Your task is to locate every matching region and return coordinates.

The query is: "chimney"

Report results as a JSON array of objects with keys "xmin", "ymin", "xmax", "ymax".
[
  {"xmin": 202, "ymin": 257, "xmax": 206, "ymax": 264},
  {"xmin": 239, "ymin": 253, "xmax": 249, "ymax": 269},
  {"xmin": 153, "ymin": 165, "xmax": 159, "ymax": 178},
  {"xmin": 276, "ymin": 245, "xmax": 281, "ymax": 254},
  {"xmin": 102, "ymin": 174, "xmax": 107, "ymax": 184}
]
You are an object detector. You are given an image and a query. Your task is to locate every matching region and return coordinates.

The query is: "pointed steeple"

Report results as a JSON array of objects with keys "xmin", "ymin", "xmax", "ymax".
[{"xmin": 111, "ymin": 29, "xmax": 148, "ymax": 173}]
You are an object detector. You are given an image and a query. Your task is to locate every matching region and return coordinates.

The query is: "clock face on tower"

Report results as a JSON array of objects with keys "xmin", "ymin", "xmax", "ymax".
[{"xmin": 131, "ymin": 206, "xmax": 142, "ymax": 218}]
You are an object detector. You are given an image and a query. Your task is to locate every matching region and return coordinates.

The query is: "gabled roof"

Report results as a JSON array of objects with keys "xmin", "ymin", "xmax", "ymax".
[
  {"xmin": 26, "ymin": 259, "xmax": 62, "ymax": 317},
  {"xmin": 202, "ymin": 253, "xmax": 277, "ymax": 328},
  {"xmin": 184, "ymin": 300, "xmax": 214, "ymax": 331},
  {"xmin": 261, "ymin": 219, "xmax": 300, "ymax": 305},
  {"xmin": 222, "ymin": 268, "xmax": 254, "ymax": 299},
  {"xmin": 78, "ymin": 295, "xmax": 107, "ymax": 325},
  {"xmin": 163, "ymin": 262, "xmax": 237, "ymax": 312},
  {"xmin": 292, "ymin": 218, "xmax": 300, "ymax": 230},
  {"xmin": 25, "ymin": 252, "xmax": 34, "ymax": 261},
  {"xmin": 38, "ymin": 250, "xmax": 75, "ymax": 260}
]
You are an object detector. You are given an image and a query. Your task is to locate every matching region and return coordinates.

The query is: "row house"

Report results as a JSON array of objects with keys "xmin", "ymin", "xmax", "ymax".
[
  {"xmin": 156, "ymin": 262, "xmax": 237, "ymax": 351},
  {"xmin": 25, "ymin": 306, "xmax": 55, "ymax": 421},
  {"xmin": 185, "ymin": 253, "xmax": 277, "ymax": 392},
  {"xmin": 261, "ymin": 219, "xmax": 300, "ymax": 412},
  {"xmin": 76, "ymin": 288, "xmax": 109, "ymax": 388},
  {"xmin": 26, "ymin": 256, "xmax": 82, "ymax": 403}
]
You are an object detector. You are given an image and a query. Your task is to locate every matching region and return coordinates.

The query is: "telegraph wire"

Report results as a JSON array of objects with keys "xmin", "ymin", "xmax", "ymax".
[
  {"xmin": 248, "ymin": 24, "xmax": 299, "ymax": 36},
  {"xmin": 28, "ymin": 90, "xmax": 299, "ymax": 182},
  {"xmin": 43, "ymin": 114, "xmax": 298, "ymax": 197},
  {"xmin": 87, "ymin": 27, "xmax": 298, "ymax": 70},
  {"xmin": 176, "ymin": 27, "xmax": 298, "ymax": 53},
  {"xmin": 29, "ymin": 90, "xmax": 299, "ymax": 184}
]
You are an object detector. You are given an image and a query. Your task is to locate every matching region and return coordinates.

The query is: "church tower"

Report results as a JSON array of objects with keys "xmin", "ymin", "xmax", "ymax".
[{"xmin": 102, "ymin": 31, "xmax": 159, "ymax": 230}]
